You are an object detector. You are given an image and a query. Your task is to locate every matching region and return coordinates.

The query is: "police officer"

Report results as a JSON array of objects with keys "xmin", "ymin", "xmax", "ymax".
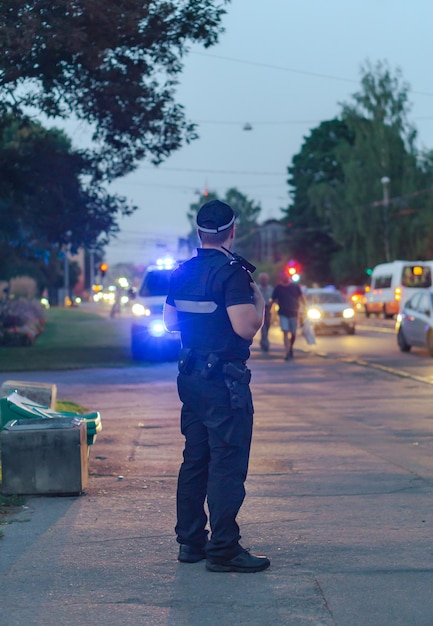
[{"xmin": 163, "ymin": 199, "xmax": 270, "ymax": 573}]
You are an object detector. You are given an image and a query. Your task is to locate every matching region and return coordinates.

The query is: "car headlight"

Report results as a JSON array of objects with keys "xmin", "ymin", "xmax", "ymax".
[
  {"xmin": 307, "ymin": 308, "xmax": 322, "ymax": 320},
  {"xmin": 132, "ymin": 303, "xmax": 151, "ymax": 317},
  {"xmin": 149, "ymin": 320, "xmax": 167, "ymax": 337},
  {"xmin": 342, "ymin": 308, "xmax": 355, "ymax": 319}
]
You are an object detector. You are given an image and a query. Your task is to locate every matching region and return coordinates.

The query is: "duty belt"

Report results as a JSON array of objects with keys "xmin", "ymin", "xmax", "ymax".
[{"xmin": 178, "ymin": 348, "xmax": 249, "ymax": 381}]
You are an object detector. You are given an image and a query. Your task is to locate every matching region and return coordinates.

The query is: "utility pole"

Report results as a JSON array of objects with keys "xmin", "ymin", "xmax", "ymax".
[
  {"xmin": 63, "ymin": 230, "xmax": 72, "ymax": 306},
  {"xmin": 89, "ymin": 249, "xmax": 95, "ymax": 292},
  {"xmin": 381, "ymin": 176, "xmax": 391, "ymax": 262}
]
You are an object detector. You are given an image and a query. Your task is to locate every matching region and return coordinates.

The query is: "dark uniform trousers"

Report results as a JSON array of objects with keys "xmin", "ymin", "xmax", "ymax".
[{"xmin": 176, "ymin": 364, "xmax": 254, "ymax": 560}]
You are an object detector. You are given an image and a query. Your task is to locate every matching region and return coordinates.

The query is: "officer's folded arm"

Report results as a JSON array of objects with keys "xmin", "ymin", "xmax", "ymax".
[
  {"xmin": 163, "ymin": 303, "xmax": 179, "ymax": 332},
  {"xmin": 227, "ymin": 303, "xmax": 264, "ymax": 341}
]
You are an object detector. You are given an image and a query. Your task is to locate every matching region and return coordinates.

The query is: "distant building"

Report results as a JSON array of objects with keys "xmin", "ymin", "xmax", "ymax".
[
  {"xmin": 253, "ymin": 219, "xmax": 286, "ymax": 264},
  {"xmin": 177, "ymin": 237, "xmax": 192, "ymax": 260}
]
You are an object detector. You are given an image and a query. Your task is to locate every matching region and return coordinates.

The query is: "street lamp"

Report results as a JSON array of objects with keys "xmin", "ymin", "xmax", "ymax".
[
  {"xmin": 89, "ymin": 248, "xmax": 96, "ymax": 293},
  {"xmin": 381, "ymin": 176, "xmax": 391, "ymax": 262},
  {"xmin": 64, "ymin": 230, "xmax": 72, "ymax": 306}
]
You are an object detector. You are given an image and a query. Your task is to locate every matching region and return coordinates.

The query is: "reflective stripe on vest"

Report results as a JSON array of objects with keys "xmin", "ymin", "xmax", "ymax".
[{"xmin": 174, "ymin": 299, "xmax": 218, "ymax": 313}]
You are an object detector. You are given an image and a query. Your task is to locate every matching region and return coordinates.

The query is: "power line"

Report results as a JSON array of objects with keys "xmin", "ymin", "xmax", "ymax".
[
  {"xmin": 110, "ymin": 181, "xmax": 196, "ymax": 191},
  {"xmin": 112, "ymin": 179, "xmax": 287, "ymax": 190},
  {"xmin": 335, "ymin": 186, "xmax": 433, "ymax": 217},
  {"xmin": 191, "ymin": 51, "xmax": 358, "ymax": 84},
  {"xmin": 111, "ymin": 230, "xmax": 181, "ymax": 237},
  {"xmin": 194, "ymin": 119, "xmax": 321, "ymax": 126},
  {"xmin": 191, "ymin": 51, "xmax": 433, "ymax": 98},
  {"xmin": 194, "ymin": 116, "xmax": 433, "ymax": 126},
  {"xmin": 140, "ymin": 166, "xmax": 283, "ymax": 176}
]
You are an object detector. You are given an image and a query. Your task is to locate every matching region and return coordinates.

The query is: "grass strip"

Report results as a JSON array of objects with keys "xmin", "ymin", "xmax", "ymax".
[{"xmin": 0, "ymin": 307, "xmax": 133, "ymax": 371}]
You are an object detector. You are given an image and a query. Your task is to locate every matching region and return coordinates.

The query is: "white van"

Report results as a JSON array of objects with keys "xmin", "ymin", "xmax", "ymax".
[{"xmin": 364, "ymin": 260, "xmax": 433, "ymax": 318}]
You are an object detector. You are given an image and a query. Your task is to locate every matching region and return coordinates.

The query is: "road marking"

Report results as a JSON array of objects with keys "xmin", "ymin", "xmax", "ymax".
[
  {"xmin": 356, "ymin": 324, "xmax": 396, "ymax": 334},
  {"xmin": 311, "ymin": 351, "xmax": 433, "ymax": 386},
  {"xmin": 267, "ymin": 323, "xmax": 433, "ymax": 385}
]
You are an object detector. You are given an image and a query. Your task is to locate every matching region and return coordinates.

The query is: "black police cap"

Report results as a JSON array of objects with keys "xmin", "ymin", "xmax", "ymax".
[{"xmin": 196, "ymin": 200, "xmax": 236, "ymax": 234}]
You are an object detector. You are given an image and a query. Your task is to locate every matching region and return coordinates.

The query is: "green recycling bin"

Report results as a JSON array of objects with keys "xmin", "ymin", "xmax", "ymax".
[{"xmin": 0, "ymin": 392, "xmax": 102, "ymax": 446}]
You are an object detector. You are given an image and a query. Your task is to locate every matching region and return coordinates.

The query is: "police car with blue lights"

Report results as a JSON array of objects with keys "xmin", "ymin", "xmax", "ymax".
[{"xmin": 131, "ymin": 257, "xmax": 182, "ymax": 361}]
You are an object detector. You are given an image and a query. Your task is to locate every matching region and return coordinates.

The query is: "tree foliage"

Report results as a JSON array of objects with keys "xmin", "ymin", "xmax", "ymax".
[
  {"xmin": 285, "ymin": 60, "xmax": 433, "ymax": 285},
  {"xmin": 0, "ymin": 113, "xmax": 134, "ymax": 250},
  {"xmin": 0, "ymin": 0, "xmax": 229, "ymax": 179},
  {"xmin": 224, "ymin": 188, "xmax": 261, "ymax": 258},
  {"xmin": 282, "ymin": 119, "xmax": 353, "ymax": 284},
  {"xmin": 326, "ymin": 61, "xmax": 432, "ymax": 280},
  {"xmin": 0, "ymin": 112, "xmax": 134, "ymax": 294}
]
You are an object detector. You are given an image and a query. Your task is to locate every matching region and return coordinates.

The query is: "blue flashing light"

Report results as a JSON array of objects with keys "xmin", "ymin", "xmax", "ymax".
[
  {"xmin": 156, "ymin": 256, "xmax": 175, "ymax": 270},
  {"xmin": 149, "ymin": 320, "xmax": 166, "ymax": 338}
]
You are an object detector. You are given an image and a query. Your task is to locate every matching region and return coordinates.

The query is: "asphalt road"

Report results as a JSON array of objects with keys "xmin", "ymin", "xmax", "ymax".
[{"xmin": 1, "ymin": 327, "xmax": 433, "ymax": 625}]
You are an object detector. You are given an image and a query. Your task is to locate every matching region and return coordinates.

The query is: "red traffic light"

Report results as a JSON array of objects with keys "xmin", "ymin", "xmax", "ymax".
[
  {"xmin": 99, "ymin": 263, "xmax": 108, "ymax": 276},
  {"xmin": 284, "ymin": 259, "xmax": 301, "ymax": 280},
  {"xmin": 285, "ymin": 259, "xmax": 300, "ymax": 274}
]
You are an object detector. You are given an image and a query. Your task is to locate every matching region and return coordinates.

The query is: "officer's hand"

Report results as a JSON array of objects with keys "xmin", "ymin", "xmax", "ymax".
[{"xmin": 250, "ymin": 280, "xmax": 265, "ymax": 307}]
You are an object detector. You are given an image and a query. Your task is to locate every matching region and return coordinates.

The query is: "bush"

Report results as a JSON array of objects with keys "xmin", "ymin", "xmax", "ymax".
[
  {"xmin": 0, "ymin": 298, "xmax": 46, "ymax": 346},
  {"xmin": 0, "ymin": 277, "xmax": 38, "ymax": 299}
]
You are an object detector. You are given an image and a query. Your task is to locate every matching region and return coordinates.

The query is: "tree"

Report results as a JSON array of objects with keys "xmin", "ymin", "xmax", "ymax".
[
  {"xmin": 223, "ymin": 188, "xmax": 261, "ymax": 259},
  {"xmin": 412, "ymin": 151, "xmax": 433, "ymax": 258},
  {"xmin": 0, "ymin": 1, "xmax": 229, "ymax": 180},
  {"xmin": 335, "ymin": 61, "xmax": 420, "ymax": 272},
  {"xmin": 322, "ymin": 60, "xmax": 433, "ymax": 280},
  {"xmin": 0, "ymin": 112, "xmax": 134, "ymax": 298},
  {"xmin": 186, "ymin": 189, "xmax": 219, "ymax": 249},
  {"xmin": 285, "ymin": 61, "xmax": 433, "ymax": 285},
  {"xmin": 283, "ymin": 119, "xmax": 353, "ymax": 284}
]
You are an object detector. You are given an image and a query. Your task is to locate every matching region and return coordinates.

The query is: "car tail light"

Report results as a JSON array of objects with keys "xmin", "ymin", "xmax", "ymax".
[{"xmin": 350, "ymin": 294, "xmax": 362, "ymax": 303}]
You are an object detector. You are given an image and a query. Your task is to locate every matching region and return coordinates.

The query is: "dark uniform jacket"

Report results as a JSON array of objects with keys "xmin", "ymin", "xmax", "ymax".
[{"xmin": 166, "ymin": 248, "xmax": 254, "ymax": 362}]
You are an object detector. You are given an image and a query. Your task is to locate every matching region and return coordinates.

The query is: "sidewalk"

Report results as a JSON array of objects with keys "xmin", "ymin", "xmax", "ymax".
[{"xmin": 1, "ymin": 340, "xmax": 433, "ymax": 626}]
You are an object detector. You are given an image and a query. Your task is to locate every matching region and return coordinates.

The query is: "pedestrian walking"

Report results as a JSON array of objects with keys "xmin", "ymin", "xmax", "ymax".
[
  {"xmin": 163, "ymin": 199, "xmax": 271, "ymax": 573},
  {"xmin": 272, "ymin": 271, "xmax": 306, "ymax": 360},
  {"xmin": 257, "ymin": 272, "xmax": 273, "ymax": 352}
]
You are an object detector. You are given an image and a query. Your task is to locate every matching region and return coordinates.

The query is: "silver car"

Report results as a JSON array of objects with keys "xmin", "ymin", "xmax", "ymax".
[
  {"xmin": 396, "ymin": 291, "xmax": 433, "ymax": 356},
  {"xmin": 305, "ymin": 288, "xmax": 356, "ymax": 335}
]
